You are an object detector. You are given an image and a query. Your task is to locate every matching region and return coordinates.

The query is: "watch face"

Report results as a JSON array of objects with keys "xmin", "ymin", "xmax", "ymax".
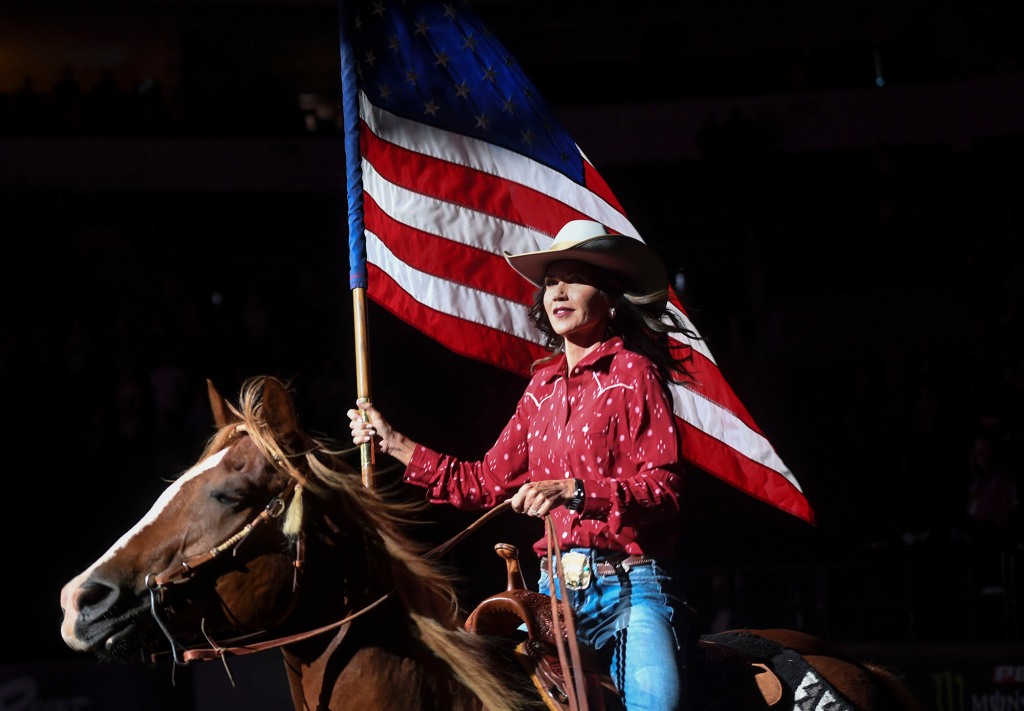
[{"xmin": 568, "ymin": 480, "xmax": 585, "ymax": 510}]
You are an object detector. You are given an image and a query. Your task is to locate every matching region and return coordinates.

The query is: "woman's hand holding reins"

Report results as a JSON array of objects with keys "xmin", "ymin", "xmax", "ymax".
[{"xmin": 511, "ymin": 479, "xmax": 576, "ymax": 518}]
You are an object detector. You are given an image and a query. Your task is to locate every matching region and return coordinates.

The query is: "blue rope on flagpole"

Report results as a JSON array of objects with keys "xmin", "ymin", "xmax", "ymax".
[{"xmin": 338, "ymin": 0, "xmax": 367, "ymax": 290}]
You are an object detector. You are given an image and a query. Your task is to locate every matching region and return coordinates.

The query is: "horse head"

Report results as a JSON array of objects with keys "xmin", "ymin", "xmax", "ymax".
[{"xmin": 58, "ymin": 375, "xmax": 370, "ymax": 664}]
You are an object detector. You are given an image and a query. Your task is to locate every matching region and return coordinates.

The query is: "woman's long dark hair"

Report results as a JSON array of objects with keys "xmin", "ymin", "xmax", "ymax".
[{"xmin": 527, "ymin": 275, "xmax": 701, "ymax": 385}]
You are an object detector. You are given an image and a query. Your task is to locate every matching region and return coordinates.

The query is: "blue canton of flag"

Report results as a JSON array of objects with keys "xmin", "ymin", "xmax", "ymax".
[{"xmin": 352, "ymin": 1, "xmax": 584, "ymax": 183}]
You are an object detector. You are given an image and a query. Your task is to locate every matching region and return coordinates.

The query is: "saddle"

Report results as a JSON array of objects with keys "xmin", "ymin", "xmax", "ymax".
[
  {"xmin": 464, "ymin": 543, "xmax": 609, "ymax": 710},
  {"xmin": 465, "ymin": 543, "xmax": 783, "ymax": 710}
]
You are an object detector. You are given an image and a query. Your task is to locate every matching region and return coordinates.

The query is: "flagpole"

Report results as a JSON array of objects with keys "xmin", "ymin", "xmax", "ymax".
[
  {"xmin": 352, "ymin": 287, "xmax": 374, "ymax": 488},
  {"xmin": 338, "ymin": 0, "xmax": 375, "ymax": 489}
]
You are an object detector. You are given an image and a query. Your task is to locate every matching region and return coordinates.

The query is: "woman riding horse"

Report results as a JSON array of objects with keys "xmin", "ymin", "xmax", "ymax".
[{"xmin": 350, "ymin": 219, "xmax": 702, "ymax": 711}]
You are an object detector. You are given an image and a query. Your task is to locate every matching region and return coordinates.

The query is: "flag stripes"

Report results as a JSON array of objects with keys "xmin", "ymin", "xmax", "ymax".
[{"xmin": 339, "ymin": 0, "xmax": 814, "ymax": 523}]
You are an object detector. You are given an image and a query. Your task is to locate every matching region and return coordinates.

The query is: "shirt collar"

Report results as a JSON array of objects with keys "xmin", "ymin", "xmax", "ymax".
[{"xmin": 536, "ymin": 337, "xmax": 625, "ymax": 384}]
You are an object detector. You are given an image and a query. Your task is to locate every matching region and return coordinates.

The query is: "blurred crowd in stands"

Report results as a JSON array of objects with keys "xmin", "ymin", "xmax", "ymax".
[
  {"xmin": 2, "ymin": 66, "xmax": 174, "ymax": 137},
  {"xmin": 0, "ymin": 63, "xmax": 315, "ymax": 137}
]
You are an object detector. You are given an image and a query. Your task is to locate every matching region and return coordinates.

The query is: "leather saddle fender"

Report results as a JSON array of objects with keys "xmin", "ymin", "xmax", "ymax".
[{"xmin": 464, "ymin": 544, "xmax": 606, "ymax": 710}]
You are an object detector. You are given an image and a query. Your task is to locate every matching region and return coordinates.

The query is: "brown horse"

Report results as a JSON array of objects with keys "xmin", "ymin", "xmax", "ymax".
[{"xmin": 59, "ymin": 375, "xmax": 921, "ymax": 711}]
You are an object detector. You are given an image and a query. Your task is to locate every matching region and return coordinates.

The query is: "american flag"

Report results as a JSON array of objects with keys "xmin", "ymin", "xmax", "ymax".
[{"xmin": 338, "ymin": 0, "xmax": 815, "ymax": 524}]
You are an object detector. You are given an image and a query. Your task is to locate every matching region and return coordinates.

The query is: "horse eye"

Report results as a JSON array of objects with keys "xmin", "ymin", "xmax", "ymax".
[{"xmin": 211, "ymin": 491, "xmax": 243, "ymax": 507}]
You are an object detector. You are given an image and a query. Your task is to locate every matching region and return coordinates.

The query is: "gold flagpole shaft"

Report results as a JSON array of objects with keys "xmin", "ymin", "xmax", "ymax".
[{"xmin": 352, "ymin": 286, "xmax": 375, "ymax": 489}]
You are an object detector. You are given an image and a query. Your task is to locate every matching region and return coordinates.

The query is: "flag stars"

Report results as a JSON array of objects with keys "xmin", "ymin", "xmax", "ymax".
[
  {"xmin": 387, "ymin": 35, "xmax": 402, "ymax": 52},
  {"xmin": 414, "ymin": 19, "xmax": 431, "ymax": 36},
  {"xmin": 462, "ymin": 32, "xmax": 479, "ymax": 52},
  {"xmin": 370, "ymin": 0, "xmax": 386, "ymax": 18},
  {"xmin": 423, "ymin": 99, "xmax": 441, "ymax": 116},
  {"xmin": 521, "ymin": 128, "xmax": 536, "ymax": 146},
  {"xmin": 474, "ymin": 113, "xmax": 490, "ymax": 129},
  {"xmin": 405, "ymin": 67, "xmax": 421, "ymax": 85},
  {"xmin": 363, "ymin": 49, "xmax": 377, "ymax": 67},
  {"xmin": 442, "ymin": 3, "xmax": 458, "ymax": 19},
  {"xmin": 502, "ymin": 96, "xmax": 516, "ymax": 114},
  {"xmin": 481, "ymin": 65, "xmax": 497, "ymax": 83},
  {"xmin": 454, "ymin": 80, "xmax": 471, "ymax": 99},
  {"xmin": 434, "ymin": 50, "xmax": 451, "ymax": 68},
  {"xmin": 378, "ymin": 83, "xmax": 393, "ymax": 101}
]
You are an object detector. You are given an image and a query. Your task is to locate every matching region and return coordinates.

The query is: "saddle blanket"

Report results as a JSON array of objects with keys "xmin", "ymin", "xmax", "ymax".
[{"xmin": 702, "ymin": 631, "xmax": 857, "ymax": 711}]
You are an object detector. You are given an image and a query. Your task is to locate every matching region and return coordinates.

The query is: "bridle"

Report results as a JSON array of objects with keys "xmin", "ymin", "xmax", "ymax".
[
  {"xmin": 145, "ymin": 425, "xmax": 392, "ymax": 669},
  {"xmin": 144, "ymin": 474, "xmax": 504, "ymax": 669},
  {"xmin": 146, "ymin": 496, "xmax": 391, "ymax": 696},
  {"xmin": 144, "ymin": 478, "xmax": 305, "ymax": 665}
]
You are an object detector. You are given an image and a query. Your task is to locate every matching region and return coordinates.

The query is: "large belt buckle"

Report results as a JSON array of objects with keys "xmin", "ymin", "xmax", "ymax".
[{"xmin": 559, "ymin": 551, "xmax": 592, "ymax": 591}]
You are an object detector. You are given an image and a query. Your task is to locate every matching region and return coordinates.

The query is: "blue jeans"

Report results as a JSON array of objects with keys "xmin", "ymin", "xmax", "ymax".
[{"xmin": 538, "ymin": 548, "xmax": 689, "ymax": 711}]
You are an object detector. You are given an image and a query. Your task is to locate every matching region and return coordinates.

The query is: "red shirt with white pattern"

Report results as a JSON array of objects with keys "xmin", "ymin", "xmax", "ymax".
[{"xmin": 404, "ymin": 337, "xmax": 686, "ymax": 559}]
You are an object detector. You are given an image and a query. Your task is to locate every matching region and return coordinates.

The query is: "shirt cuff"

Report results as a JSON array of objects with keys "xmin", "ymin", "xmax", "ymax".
[
  {"xmin": 579, "ymin": 477, "xmax": 613, "ymax": 518},
  {"xmin": 403, "ymin": 444, "xmax": 443, "ymax": 487}
]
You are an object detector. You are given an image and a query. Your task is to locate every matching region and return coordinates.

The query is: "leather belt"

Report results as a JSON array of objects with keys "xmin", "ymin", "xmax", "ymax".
[{"xmin": 541, "ymin": 554, "xmax": 655, "ymax": 576}]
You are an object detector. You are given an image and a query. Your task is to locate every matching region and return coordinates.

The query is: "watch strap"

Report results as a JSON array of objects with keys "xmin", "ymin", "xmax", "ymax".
[{"xmin": 566, "ymin": 478, "xmax": 585, "ymax": 512}]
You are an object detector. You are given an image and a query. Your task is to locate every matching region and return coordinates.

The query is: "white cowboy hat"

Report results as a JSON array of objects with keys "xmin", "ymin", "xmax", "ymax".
[{"xmin": 503, "ymin": 219, "xmax": 667, "ymax": 296}]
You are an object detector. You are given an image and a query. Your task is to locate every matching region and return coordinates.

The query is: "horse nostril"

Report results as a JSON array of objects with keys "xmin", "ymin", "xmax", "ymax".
[{"xmin": 75, "ymin": 579, "xmax": 120, "ymax": 620}]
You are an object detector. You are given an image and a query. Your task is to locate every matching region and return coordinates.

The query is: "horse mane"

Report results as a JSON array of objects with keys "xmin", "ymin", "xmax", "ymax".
[{"xmin": 198, "ymin": 376, "xmax": 537, "ymax": 711}]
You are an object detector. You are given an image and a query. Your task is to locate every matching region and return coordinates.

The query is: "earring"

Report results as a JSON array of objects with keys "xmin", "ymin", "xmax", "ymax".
[{"xmin": 608, "ymin": 307, "xmax": 617, "ymax": 319}]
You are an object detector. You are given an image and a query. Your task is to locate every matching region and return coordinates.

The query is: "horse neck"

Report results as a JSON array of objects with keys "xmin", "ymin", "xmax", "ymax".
[
  {"xmin": 274, "ymin": 489, "xmax": 490, "ymax": 710},
  {"xmin": 286, "ymin": 524, "xmax": 383, "ymax": 629}
]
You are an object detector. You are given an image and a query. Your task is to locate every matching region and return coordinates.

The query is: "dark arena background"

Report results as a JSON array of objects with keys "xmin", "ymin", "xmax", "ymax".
[{"xmin": 2, "ymin": 1, "xmax": 1022, "ymax": 709}]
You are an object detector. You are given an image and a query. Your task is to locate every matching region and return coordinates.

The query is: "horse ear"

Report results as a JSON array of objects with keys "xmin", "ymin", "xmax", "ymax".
[
  {"xmin": 207, "ymin": 379, "xmax": 234, "ymax": 429},
  {"xmin": 261, "ymin": 377, "xmax": 301, "ymax": 445}
]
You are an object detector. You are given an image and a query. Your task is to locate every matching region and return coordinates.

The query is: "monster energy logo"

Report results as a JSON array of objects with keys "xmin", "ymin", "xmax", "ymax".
[
  {"xmin": 934, "ymin": 668, "xmax": 1024, "ymax": 711},
  {"xmin": 934, "ymin": 670, "xmax": 965, "ymax": 711}
]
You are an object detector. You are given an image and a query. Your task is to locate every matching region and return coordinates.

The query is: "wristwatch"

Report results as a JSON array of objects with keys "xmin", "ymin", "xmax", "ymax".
[{"xmin": 565, "ymin": 478, "xmax": 585, "ymax": 512}]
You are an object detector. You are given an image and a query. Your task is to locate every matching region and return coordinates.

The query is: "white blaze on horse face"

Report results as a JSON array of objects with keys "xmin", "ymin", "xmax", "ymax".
[
  {"xmin": 85, "ymin": 447, "xmax": 230, "ymax": 572},
  {"xmin": 59, "ymin": 448, "xmax": 231, "ymax": 648}
]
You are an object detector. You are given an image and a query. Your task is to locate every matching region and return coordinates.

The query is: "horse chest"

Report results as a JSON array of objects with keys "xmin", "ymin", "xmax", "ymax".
[{"xmin": 284, "ymin": 642, "xmax": 479, "ymax": 711}]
